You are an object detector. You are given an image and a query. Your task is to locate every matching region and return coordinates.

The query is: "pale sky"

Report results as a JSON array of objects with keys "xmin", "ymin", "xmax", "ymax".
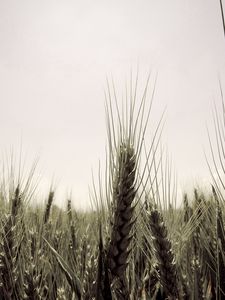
[{"xmin": 0, "ymin": 0, "xmax": 225, "ymax": 209}]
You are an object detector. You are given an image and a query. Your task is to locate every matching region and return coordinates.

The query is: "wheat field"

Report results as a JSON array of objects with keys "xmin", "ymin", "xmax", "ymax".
[{"xmin": 0, "ymin": 76, "xmax": 225, "ymax": 300}]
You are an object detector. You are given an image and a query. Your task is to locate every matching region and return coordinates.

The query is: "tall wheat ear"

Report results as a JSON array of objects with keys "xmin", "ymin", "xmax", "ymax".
[
  {"xmin": 107, "ymin": 141, "xmax": 137, "ymax": 300},
  {"xmin": 90, "ymin": 73, "xmax": 162, "ymax": 299}
]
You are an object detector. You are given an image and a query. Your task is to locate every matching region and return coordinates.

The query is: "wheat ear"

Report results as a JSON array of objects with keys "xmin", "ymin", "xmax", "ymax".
[
  {"xmin": 148, "ymin": 208, "xmax": 179, "ymax": 299},
  {"xmin": 107, "ymin": 142, "xmax": 136, "ymax": 299}
]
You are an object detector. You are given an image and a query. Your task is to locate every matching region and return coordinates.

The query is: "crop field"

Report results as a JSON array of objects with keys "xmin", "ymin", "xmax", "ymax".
[
  {"xmin": 0, "ymin": 2, "xmax": 225, "ymax": 299},
  {"xmin": 0, "ymin": 77, "xmax": 225, "ymax": 300}
]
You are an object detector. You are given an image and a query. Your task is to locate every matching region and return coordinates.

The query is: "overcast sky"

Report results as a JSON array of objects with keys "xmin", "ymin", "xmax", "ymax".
[{"xmin": 0, "ymin": 0, "xmax": 225, "ymax": 209}]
